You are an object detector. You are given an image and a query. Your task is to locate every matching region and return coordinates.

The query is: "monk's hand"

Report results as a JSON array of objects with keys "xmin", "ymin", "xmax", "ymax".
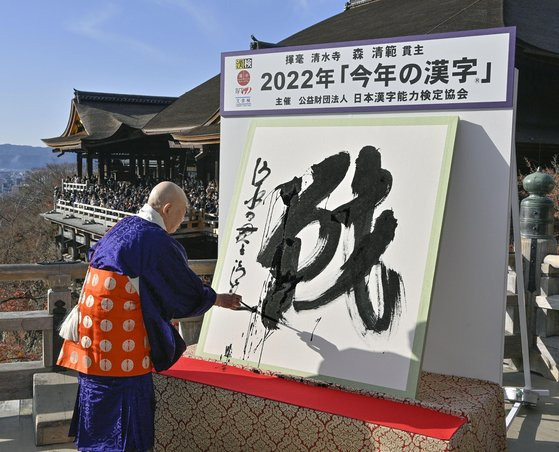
[{"xmin": 215, "ymin": 293, "xmax": 242, "ymax": 310}]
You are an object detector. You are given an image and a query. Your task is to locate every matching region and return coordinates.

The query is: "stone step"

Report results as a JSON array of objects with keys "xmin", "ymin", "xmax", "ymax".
[
  {"xmin": 535, "ymin": 336, "xmax": 559, "ymax": 382},
  {"xmin": 540, "ymin": 276, "xmax": 559, "ymax": 297},
  {"xmin": 541, "ymin": 259, "xmax": 559, "ymax": 276},
  {"xmin": 536, "ymin": 296, "xmax": 559, "ymax": 338},
  {"xmin": 536, "ymin": 295, "xmax": 559, "ymax": 310},
  {"xmin": 32, "ymin": 371, "xmax": 77, "ymax": 446}
]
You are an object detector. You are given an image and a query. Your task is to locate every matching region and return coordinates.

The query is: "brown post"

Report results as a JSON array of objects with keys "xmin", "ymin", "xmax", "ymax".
[
  {"xmin": 76, "ymin": 153, "xmax": 83, "ymax": 178},
  {"xmin": 106, "ymin": 157, "xmax": 112, "ymax": 180},
  {"xmin": 165, "ymin": 154, "xmax": 171, "ymax": 180},
  {"xmin": 129, "ymin": 155, "xmax": 136, "ymax": 181},
  {"xmin": 144, "ymin": 158, "xmax": 150, "ymax": 178},
  {"xmin": 170, "ymin": 155, "xmax": 176, "ymax": 181},
  {"xmin": 178, "ymin": 154, "xmax": 186, "ymax": 181},
  {"xmin": 157, "ymin": 159, "xmax": 163, "ymax": 179},
  {"xmin": 86, "ymin": 155, "xmax": 93, "ymax": 179},
  {"xmin": 98, "ymin": 154, "xmax": 105, "ymax": 184}
]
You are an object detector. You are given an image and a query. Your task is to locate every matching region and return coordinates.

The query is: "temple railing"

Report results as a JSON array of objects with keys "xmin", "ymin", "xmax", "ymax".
[
  {"xmin": 56, "ymin": 199, "xmax": 132, "ymax": 227},
  {"xmin": 62, "ymin": 181, "xmax": 88, "ymax": 192},
  {"xmin": 0, "ymin": 259, "xmax": 216, "ymax": 401},
  {"xmin": 54, "ymin": 199, "xmax": 218, "ymax": 233}
]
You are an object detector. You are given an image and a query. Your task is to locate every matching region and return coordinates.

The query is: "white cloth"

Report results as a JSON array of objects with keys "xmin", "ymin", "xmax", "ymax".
[
  {"xmin": 136, "ymin": 204, "xmax": 166, "ymax": 231},
  {"xmin": 59, "ymin": 268, "xmax": 91, "ymax": 342}
]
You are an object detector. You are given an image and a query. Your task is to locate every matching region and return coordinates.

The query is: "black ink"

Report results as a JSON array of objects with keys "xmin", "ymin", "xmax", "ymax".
[
  {"xmin": 244, "ymin": 157, "xmax": 272, "ymax": 210},
  {"xmin": 257, "ymin": 152, "xmax": 349, "ymax": 329},
  {"xmin": 228, "ymin": 158, "xmax": 272, "ymax": 300},
  {"xmin": 221, "ymin": 343, "xmax": 233, "ymax": 368},
  {"xmin": 258, "ymin": 146, "xmax": 404, "ymax": 334},
  {"xmin": 246, "ymin": 211, "xmax": 256, "ymax": 221},
  {"xmin": 235, "ymin": 223, "xmax": 259, "ymax": 244},
  {"xmin": 229, "ymin": 259, "xmax": 246, "ymax": 293}
]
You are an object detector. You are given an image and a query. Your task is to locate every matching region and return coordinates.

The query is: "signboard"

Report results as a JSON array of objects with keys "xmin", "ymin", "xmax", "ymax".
[
  {"xmin": 221, "ymin": 28, "xmax": 515, "ymax": 116},
  {"xmin": 199, "ymin": 27, "xmax": 516, "ymax": 396},
  {"xmin": 198, "ymin": 116, "xmax": 458, "ymax": 397}
]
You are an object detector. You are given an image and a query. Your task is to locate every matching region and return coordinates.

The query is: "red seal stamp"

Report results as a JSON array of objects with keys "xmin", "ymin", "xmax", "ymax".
[{"xmin": 237, "ymin": 70, "xmax": 251, "ymax": 86}]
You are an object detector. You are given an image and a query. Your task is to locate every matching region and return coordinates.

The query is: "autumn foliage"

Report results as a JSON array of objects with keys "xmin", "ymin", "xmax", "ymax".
[{"xmin": 0, "ymin": 163, "xmax": 74, "ymax": 363}]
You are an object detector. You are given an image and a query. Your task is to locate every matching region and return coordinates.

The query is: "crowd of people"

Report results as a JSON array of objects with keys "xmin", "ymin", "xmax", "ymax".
[{"xmin": 55, "ymin": 175, "xmax": 219, "ymax": 216}]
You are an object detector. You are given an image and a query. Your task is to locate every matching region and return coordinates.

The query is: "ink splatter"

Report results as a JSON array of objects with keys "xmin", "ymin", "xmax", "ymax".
[{"xmin": 221, "ymin": 343, "xmax": 233, "ymax": 365}]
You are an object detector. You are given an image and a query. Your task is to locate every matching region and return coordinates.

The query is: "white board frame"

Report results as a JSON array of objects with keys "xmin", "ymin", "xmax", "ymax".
[
  {"xmin": 200, "ymin": 27, "xmax": 516, "ymax": 393},
  {"xmin": 198, "ymin": 116, "xmax": 459, "ymax": 398}
]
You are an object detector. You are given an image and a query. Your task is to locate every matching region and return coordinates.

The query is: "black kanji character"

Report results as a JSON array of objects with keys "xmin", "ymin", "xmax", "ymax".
[{"xmin": 258, "ymin": 147, "xmax": 403, "ymax": 333}]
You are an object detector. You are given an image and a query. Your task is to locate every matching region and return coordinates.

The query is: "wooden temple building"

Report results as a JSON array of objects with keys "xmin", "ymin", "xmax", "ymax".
[
  {"xmin": 41, "ymin": 89, "xmax": 219, "ymax": 184},
  {"xmin": 41, "ymin": 88, "xmax": 221, "ymax": 260},
  {"xmin": 42, "ymin": 0, "xmax": 559, "ymax": 187},
  {"xmin": 41, "ymin": 0, "xmax": 558, "ymax": 261}
]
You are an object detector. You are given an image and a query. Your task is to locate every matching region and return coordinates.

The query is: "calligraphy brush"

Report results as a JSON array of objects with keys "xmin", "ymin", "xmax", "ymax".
[{"xmin": 235, "ymin": 300, "xmax": 301, "ymax": 333}]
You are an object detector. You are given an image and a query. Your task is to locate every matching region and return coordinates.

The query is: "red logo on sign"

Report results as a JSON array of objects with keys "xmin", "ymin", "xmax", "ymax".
[{"xmin": 237, "ymin": 70, "xmax": 251, "ymax": 86}]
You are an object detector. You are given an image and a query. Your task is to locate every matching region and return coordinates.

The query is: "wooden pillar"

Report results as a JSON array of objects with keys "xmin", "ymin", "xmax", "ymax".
[
  {"xmin": 129, "ymin": 155, "xmax": 136, "ymax": 181},
  {"xmin": 178, "ymin": 154, "xmax": 186, "ymax": 181},
  {"xmin": 144, "ymin": 159, "xmax": 150, "ymax": 178},
  {"xmin": 106, "ymin": 157, "xmax": 112, "ymax": 180},
  {"xmin": 165, "ymin": 155, "xmax": 171, "ymax": 180},
  {"xmin": 76, "ymin": 153, "xmax": 83, "ymax": 178},
  {"xmin": 170, "ymin": 155, "xmax": 176, "ymax": 181},
  {"xmin": 98, "ymin": 154, "xmax": 105, "ymax": 185},
  {"xmin": 157, "ymin": 159, "xmax": 163, "ymax": 179},
  {"xmin": 86, "ymin": 155, "xmax": 93, "ymax": 179},
  {"xmin": 70, "ymin": 229, "xmax": 78, "ymax": 260},
  {"xmin": 57, "ymin": 225, "xmax": 64, "ymax": 260},
  {"xmin": 84, "ymin": 234, "xmax": 91, "ymax": 262}
]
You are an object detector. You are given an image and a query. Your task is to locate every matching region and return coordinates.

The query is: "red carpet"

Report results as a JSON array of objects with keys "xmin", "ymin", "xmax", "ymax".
[{"xmin": 160, "ymin": 357, "xmax": 466, "ymax": 440}]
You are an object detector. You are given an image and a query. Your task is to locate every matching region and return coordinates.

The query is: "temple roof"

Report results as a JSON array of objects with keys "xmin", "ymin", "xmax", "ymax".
[
  {"xmin": 504, "ymin": 0, "xmax": 559, "ymax": 56},
  {"xmin": 74, "ymin": 90, "xmax": 177, "ymax": 105},
  {"xmin": 171, "ymin": 123, "xmax": 221, "ymax": 146},
  {"xmin": 44, "ymin": 1, "xmax": 559, "ymax": 148},
  {"xmin": 42, "ymin": 90, "xmax": 178, "ymax": 149},
  {"xmin": 145, "ymin": 0, "xmax": 507, "ymax": 140},
  {"xmin": 151, "ymin": 0, "xmax": 559, "ymax": 145},
  {"xmin": 143, "ymin": 76, "xmax": 220, "ymax": 135},
  {"xmin": 280, "ymin": 0, "xmax": 504, "ymax": 47}
]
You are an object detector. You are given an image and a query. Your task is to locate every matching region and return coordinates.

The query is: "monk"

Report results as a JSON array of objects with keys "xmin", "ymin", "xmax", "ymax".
[{"xmin": 58, "ymin": 181, "xmax": 241, "ymax": 451}]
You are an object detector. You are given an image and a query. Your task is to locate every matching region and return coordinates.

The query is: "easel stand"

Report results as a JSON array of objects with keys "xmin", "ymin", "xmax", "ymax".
[{"xmin": 504, "ymin": 150, "xmax": 549, "ymax": 429}]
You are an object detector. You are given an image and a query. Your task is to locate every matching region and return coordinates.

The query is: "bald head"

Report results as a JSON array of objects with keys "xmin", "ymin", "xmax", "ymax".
[
  {"xmin": 148, "ymin": 181, "xmax": 187, "ymax": 209},
  {"xmin": 148, "ymin": 182, "xmax": 189, "ymax": 233}
]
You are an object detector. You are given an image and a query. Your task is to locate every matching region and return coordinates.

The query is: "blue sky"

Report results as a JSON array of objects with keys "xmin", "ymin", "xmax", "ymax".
[{"xmin": 0, "ymin": 1, "xmax": 344, "ymax": 146}]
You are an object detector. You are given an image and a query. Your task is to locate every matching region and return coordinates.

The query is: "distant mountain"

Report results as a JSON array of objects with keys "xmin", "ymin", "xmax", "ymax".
[{"xmin": 0, "ymin": 144, "xmax": 75, "ymax": 170}]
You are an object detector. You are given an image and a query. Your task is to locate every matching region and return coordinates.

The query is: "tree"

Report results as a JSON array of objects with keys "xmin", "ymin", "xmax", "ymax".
[
  {"xmin": 0, "ymin": 163, "xmax": 74, "ymax": 264},
  {"xmin": 0, "ymin": 163, "xmax": 75, "ymax": 363}
]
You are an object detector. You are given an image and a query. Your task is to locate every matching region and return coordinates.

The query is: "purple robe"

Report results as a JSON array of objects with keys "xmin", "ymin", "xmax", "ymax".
[
  {"xmin": 71, "ymin": 214, "xmax": 216, "ymax": 451},
  {"xmin": 89, "ymin": 214, "xmax": 216, "ymax": 371}
]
